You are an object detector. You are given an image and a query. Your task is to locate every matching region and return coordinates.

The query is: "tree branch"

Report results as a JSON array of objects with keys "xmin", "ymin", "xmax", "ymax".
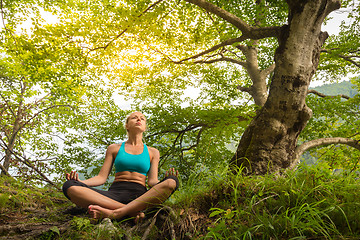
[
  {"xmin": 185, "ymin": 0, "xmax": 280, "ymax": 38},
  {"xmin": 248, "ymin": 26, "xmax": 281, "ymax": 39},
  {"xmin": 0, "ymin": 138, "xmax": 59, "ymax": 189},
  {"xmin": 14, "ymin": 104, "xmax": 73, "ymax": 138},
  {"xmin": 194, "ymin": 56, "xmax": 247, "ymax": 66},
  {"xmin": 85, "ymin": 29, "xmax": 127, "ymax": 53},
  {"xmin": 291, "ymin": 137, "xmax": 360, "ymax": 168},
  {"xmin": 338, "ymin": 54, "xmax": 360, "ymax": 68},
  {"xmin": 184, "ymin": 0, "xmax": 251, "ymax": 33},
  {"xmin": 181, "ymin": 127, "xmax": 204, "ymax": 151},
  {"xmin": 260, "ymin": 63, "xmax": 276, "ymax": 78},
  {"xmin": 0, "ymin": 0, "xmax": 20, "ymax": 48},
  {"xmin": 24, "ymin": 93, "xmax": 51, "ymax": 112},
  {"xmin": 237, "ymin": 86, "xmax": 252, "ymax": 94},
  {"xmin": 175, "ymin": 37, "xmax": 246, "ymax": 63},
  {"xmin": 307, "ymin": 89, "xmax": 350, "ymax": 99},
  {"xmin": 321, "ymin": 49, "xmax": 360, "ymax": 68},
  {"xmin": 147, "ymin": 124, "xmax": 203, "ymax": 138},
  {"xmin": 0, "ymin": 161, "xmax": 12, "ymax": 177},
  {"xmin": 0, "ymin": 91, "xmax": 16, "ymax": 118}
]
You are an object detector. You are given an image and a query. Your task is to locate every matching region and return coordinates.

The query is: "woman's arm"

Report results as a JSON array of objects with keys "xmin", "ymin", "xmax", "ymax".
[
  {"xmin": 65, "ymin": 144, "xmax": 118, "ymax": 187},
  {"xmin": 147, "ymin": 147, "xmax": 160, "ymax": 188},
  {"xmin": 146, "ymin": 147, "xmax": 179, "ymax": 188}
]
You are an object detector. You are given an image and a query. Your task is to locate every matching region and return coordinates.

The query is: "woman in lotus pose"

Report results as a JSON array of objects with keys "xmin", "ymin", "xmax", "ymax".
[{"xmin": 62, "ymin": 111, "xmax": 179, "ymax": 220}]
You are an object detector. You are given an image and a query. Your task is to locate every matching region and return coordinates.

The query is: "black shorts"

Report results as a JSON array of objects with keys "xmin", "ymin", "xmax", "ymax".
[
  {"xmin": 62, "ymin": 180, "xmax": 147, "ymax": 204},
  {"xmin": 62, "ymin": 175, "xmax": 179, "ymax": 204}
]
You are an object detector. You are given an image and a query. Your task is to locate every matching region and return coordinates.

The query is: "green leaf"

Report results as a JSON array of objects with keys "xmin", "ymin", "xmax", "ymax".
[{"xmin": 49, "ymin": 226, "xmax": 60, "ymax": 235}]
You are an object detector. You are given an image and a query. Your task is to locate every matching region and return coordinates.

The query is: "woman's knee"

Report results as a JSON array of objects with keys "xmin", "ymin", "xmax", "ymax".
[
  {"xmin": 163, "ymin": 178, "xmax": 177, "ymax": 191},
  {"xmin": 62, "ymin": 180, "xmax": 86, "ymax": 199},
  {"xmin": 161, "ymin": 175, "xmax": 179, "ymax": 192}
]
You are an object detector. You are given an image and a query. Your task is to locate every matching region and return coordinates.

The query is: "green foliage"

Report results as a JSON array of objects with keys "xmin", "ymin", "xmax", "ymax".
[
  {"xmin": 318, "ymin": 1, "xmax": 360, "ymax": 82},
  {"xmin": 0, "ymin": 193, "xmax": 10, "ymax": 210},
  {"xmin": 0, "ymin": 0, "xmax": 100, "ymax": 185},
  {"xmin": 172, "ymin": 159, "xmax": 229, "ymax": 208},
  {"xmin": 1, "ymin": 2, "xmax": 360, "ymax": 240},
  {"xmin": 49, "ymin": 226, "xmax": 60, "ymax": 236},
  {"xmin": 301, "ymin": 79, "xmax": 360, "ymax": 170},
  {"xmin": 1, "ymin": 0, "xmax": 359, "ymax": 194},
  {"xmin": 182, "ymin": 164, "xmax": 360, "ymax": 239},
  {"xmin": 0, "ymin": 175, "xmax": 71, "ymax": 225},
  {"xmin": 2, "ymin": 161, "xmax": 360, "ymax": 239},
  {"xmin": 140, "ymin": 104, "xmax": 252, "ymax": 180},
  {"xmin": 71, "ymin": 216, "xmax": 92, "ymax": 231}
]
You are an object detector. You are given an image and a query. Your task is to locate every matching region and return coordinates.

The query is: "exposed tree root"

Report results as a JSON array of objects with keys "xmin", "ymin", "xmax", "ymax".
[
  {"xmin": 141, "ymin": 211, "xmax": 158, "ymax": 240},
  {"xmin": 0, "ymin": 221, "xmax": 70, "ymax": 240}
]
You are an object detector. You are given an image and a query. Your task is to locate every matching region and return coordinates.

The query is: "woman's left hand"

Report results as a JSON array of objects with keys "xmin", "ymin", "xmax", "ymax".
[
  {"xmin": 165, "ymin": 168, "xmax": 179, "ymax": 177},
  {"xmin": 66, "ymin": 170, "xmax": 80, "ymax": 181}
]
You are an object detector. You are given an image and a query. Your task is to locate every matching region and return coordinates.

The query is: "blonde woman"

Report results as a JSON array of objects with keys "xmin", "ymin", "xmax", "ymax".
[{"xmin": 62, "ymin": 111, "xmax": 179, "ymax": 220}]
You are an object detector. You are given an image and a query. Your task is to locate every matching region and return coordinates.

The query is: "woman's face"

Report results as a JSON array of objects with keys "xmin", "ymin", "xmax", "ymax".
[{"xmin": 126, "ymin": 112, "xmax": 147, "ymax": 133}]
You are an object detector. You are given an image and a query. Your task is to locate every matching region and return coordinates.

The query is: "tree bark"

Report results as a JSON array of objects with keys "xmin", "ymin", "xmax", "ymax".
[
  {"xmin": 1, "ymin": 82, "xmax": 25, "ymax": 175},
  {"xmin": 237, "ymin": 42, "xmax": 269, "ymax": 106},
  {"xmin": 231, "ymin": 0, "xmax": 341, "ymax": 174}
]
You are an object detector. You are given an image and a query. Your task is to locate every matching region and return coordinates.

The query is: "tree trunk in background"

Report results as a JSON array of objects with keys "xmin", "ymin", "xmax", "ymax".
[
  {"xmin": 1, "ymin": 84, "xmax": 25, "ymax": 175},
  {"xmin": 231, "ymin": 0, "xmax": 341, "ymax": 174}
]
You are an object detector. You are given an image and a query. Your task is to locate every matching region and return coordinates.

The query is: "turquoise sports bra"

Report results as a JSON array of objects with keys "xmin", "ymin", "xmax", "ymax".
[{"xmin": 114, "ymin": 142, "xmax": 151, "ymax": 176}]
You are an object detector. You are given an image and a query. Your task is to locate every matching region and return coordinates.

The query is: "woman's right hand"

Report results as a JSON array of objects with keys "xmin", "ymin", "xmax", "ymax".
[{"xmin": 66, "ymin": 170, "xmax": 80, "ymax": 181}]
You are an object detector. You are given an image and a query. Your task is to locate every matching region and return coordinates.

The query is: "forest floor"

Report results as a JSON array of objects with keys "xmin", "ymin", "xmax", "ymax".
[
  {"xmin": 1, "ymin": 165, "xmax": 360, "ymax": 239},
  {"xmin": 0, "ymin": 178, "xmax": 73, "ymax": 240},
  {"xmin": 0, "ymin": 176, "xmax": 210, "ymax": 239}
]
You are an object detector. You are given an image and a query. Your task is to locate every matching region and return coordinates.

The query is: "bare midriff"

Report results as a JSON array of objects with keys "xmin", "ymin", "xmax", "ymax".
[{"xmin": 114, "ymin": 171, "xmax": 146, "ymax": 186}]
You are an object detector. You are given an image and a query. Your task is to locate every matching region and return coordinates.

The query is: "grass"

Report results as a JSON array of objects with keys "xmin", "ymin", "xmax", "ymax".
[
  {"xmin": 176, "ymin": 163, "xmax": 360, "ymax": 239},
  {"xmin": 0, "ymin": 177, "xmax": 71, "ymax": 221},
  {"xmin": 1, "ymin": 162, "xmax": 360, "ymax": 239}
]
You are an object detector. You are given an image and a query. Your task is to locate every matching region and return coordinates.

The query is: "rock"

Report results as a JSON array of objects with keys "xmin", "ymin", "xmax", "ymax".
[{"xmin": 97, "ymin": 218, "xmax": 117, "ymax": 234}]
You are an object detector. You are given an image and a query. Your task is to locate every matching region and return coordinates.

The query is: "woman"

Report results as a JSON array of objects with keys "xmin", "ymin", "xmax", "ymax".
[{"xmin": 62, "ymin": 111, "xmax": 179, "ymax": 220}]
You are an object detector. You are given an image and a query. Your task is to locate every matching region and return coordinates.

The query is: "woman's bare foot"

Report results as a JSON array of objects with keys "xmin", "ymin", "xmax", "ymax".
[
  {"xmin": 88, "ymin": 205, "xmax": 114, "ymax": 219},
  {"xmin": 88, "ymin": 205, "xmax": 145, "ymax": 222}
]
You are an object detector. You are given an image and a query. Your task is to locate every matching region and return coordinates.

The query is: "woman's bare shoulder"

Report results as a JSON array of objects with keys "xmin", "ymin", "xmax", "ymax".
[
  {"xmin": 107, "ymin": 143, "xmax": 122, "ymax": 153},
  {"xmin": 147, "ymin": 146, "xmax": 160, "ymax": 159},
  {"xmin": 148, "ymin": 146, "xmax": 159, "ymax": 153}
]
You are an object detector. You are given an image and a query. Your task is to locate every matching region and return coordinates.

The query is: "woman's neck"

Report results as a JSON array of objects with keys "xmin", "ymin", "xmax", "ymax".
[{"xmin": 126, "ymin": 133, "xmax": 143, "ymax": 146}]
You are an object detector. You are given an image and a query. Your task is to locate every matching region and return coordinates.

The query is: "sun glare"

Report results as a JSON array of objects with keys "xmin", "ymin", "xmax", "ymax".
[{"xmin": 15, "ymin": 9, "xmax": 59, "ymax": 34}]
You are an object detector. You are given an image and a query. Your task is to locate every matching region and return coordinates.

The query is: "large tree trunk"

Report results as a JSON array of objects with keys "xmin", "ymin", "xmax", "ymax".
[{"xmin": 231, "ymin": 0, "xmax": 341, "ymax": 174}]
